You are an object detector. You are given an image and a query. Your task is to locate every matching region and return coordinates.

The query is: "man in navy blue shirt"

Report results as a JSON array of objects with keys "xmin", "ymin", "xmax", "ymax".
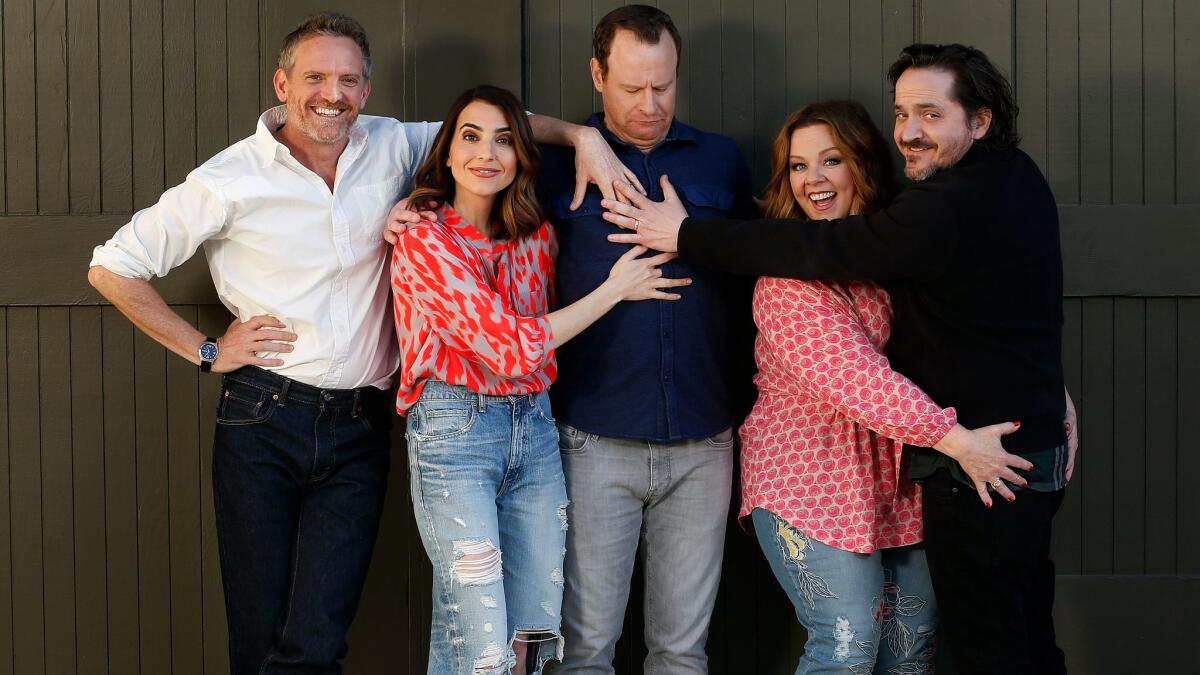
[{"xmin": 539, "ymin": 6, "xmax": 755, "ymax": 673}]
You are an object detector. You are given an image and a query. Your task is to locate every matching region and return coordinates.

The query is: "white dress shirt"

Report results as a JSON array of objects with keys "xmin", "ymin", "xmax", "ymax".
[{"xmin": 91, "ymin": 106, "xmax": 441, "ymax": 389}]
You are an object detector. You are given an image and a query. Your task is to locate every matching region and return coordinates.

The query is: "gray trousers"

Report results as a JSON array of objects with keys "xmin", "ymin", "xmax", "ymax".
[{"xmin": 554, "ymin": 425, "xmax": 734, "ymax": 674}]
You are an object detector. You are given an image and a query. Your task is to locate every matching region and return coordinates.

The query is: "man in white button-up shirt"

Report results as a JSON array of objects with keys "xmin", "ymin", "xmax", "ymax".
[{"xmin": 88, "ymin": 12, "xmax": 632, "ymax": 675}]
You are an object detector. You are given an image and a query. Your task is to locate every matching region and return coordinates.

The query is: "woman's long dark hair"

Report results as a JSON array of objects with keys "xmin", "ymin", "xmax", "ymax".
[
  {"xmin": 408, "ymin": 85, "xmax": 544, "ymax": 240},
  {"xmin": 763, "ymin": 100, "xmax": 897, "ymax": 220}
]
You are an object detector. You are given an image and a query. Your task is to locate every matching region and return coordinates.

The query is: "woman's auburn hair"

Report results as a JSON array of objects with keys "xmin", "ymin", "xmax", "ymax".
[
  {"xmin": 407, "ymin": 84, "xmax": 545, "ymax": 240},
  {"xmin": 763, "ymin": 100, "xmax": 897, "ymax": 220}
]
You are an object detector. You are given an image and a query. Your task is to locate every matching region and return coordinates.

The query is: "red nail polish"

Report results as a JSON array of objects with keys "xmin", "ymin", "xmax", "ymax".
[{"xmin": 1013, "ymin": 420, "xmax": 1021, "ymax": 428}]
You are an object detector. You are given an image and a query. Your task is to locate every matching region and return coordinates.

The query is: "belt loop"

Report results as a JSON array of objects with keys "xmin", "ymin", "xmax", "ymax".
[
  {"xmin": 476, "ymin": 391, "xmax": 486, "ymax": 413},
  {"xmin": 352, "ymin": 389, "xmax": 362, "ymax": 418},
  {"xmin": 277, "ymin": 378, "xmax": 290, "ymax": 408}
]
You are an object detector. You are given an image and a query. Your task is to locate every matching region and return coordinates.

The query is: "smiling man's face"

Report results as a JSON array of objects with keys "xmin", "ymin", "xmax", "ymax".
[
  {"xmin": 892, "ymin": 67, "xmax": 988, "ymax": 181},
  {"xmin": 273, "ymin": 34, "xmax": 371, "ymax": 147}
]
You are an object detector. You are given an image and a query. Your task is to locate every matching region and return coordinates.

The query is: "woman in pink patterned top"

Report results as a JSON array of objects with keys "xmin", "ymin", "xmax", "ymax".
[
  {"xmin": 391, "ymin": 86, "xmax": 688, "ymax": 675},
  {"xmin": 741, "ymin": 101, "xmax": 1006, "ymax": 673}
]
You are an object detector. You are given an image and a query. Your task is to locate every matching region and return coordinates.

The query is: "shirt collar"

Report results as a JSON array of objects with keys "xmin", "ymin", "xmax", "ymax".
[
  {"xmin": 251, "ymin": 105, "xmax": 369, "ymax": 169},
  {"xmin": 585, "ymin": 113, "xmax": 699, "ymax": 152}
]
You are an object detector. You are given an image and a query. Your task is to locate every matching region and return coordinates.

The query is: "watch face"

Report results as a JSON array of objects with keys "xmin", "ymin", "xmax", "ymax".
[{"xmin": 200, "ymin": 342, "xmax": 219, "ymax": 361}]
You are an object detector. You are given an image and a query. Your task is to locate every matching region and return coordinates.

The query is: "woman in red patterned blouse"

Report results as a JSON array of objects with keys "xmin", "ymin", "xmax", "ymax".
[
  {"xmin": 391, "ymin": 86, "xmax": 687, "ymax": 675},
  {"xmin": 740, "ymin": 101, "xmax": 999, "ymax": 673}
]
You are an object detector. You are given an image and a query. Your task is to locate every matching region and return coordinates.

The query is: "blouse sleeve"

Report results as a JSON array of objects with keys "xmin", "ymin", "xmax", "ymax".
[
  {"xmin": 753, "ymin": 277, "xmax": 957, "ymax": 446},
  {"xmin": 393, "ymin": 223, "xmax": 555, "ymax": 378}
]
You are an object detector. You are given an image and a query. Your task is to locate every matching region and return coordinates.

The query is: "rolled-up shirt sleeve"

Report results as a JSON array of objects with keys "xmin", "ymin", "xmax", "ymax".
[{"xmin": 89, "ymin": 175, "xmax": 227, "ymax": 280}]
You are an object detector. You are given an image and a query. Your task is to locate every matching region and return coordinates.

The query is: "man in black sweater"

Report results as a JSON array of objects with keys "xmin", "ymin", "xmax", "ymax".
[{"xmin": 602, "ymin": 44, "xmax": 1075, "ymax": 674}]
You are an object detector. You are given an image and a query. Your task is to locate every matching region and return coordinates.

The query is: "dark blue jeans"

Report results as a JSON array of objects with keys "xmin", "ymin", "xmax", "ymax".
[{"xmin": 212, "ymin": 366, "xmax": 391, "ymax": 674}]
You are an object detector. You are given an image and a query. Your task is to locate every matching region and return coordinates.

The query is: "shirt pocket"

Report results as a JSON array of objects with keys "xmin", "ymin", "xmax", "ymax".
[
  {"xmin": 550, "ymin": 192, "xmax": 626, "ymax": 267},
  {"xmin": 678, "ymin": 184, "xmax": 735, "ymax": 219},
  {"xmin": 348, "ymin": 176, "xmax": 402, "ymax": 260}
]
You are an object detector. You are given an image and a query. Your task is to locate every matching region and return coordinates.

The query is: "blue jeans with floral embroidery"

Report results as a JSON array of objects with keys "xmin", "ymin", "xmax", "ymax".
[{"xmin": 752, "ymin": 509, "xmax": 939, "ymax": 675}]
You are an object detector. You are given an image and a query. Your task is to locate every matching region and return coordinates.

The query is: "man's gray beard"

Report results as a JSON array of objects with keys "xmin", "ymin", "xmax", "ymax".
[{"xmin": 906, "ymin": 165, "xmax": 937, "ymax": 182}]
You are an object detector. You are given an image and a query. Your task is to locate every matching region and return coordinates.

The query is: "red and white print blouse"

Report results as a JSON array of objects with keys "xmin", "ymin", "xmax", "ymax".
[
  {"xmin": 390, "ymin": 207, "xmax": 558, "ymax": 413},
  {"xmin": 739, "ymin": 278, "xmax": 958, "ymax": 553}
]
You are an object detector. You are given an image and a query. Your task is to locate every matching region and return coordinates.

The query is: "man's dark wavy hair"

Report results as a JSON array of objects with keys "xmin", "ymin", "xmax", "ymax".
[{"xmin": 887, "ymin": 43, "xmax": 1020, "ymax": 152}]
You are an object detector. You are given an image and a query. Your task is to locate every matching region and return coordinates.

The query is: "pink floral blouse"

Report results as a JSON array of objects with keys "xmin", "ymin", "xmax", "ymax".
[{"xmin": 739, "ymin": 277, "xmax": 957, "ymax": 553}]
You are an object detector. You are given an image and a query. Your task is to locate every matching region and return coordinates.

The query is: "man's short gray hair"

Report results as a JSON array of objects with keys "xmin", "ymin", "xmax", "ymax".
[{"xmin": 277, "ymin": 12, "xmax": 372, "ymax": 79}]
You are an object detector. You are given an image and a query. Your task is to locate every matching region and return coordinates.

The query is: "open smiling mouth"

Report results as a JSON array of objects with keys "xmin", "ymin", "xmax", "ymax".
[
  {"xmin": 312, "ymin": 106, "xmax": 345, "ymax": 118},
  {"xmin": 468, "ymin": 167, "xmax": 501, "ymax": 178},
  {"xmin": 808, "ymin": 191, "xmax": 836, "ymax": 210}
]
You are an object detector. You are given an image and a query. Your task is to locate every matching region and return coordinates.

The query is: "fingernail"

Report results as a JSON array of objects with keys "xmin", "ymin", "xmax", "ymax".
[{"xmin": 1013, "ymin": 420, "xmax": 1021, "ymax": 428}]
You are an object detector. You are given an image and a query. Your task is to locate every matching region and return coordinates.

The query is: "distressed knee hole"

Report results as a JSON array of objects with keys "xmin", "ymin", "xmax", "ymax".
[
  {"xmin": 556, "ymin": 502, "xmax": 569, "ymax": 531},
  {"xmin": 451, "ymin": 538, "xmax": 503, "ymax": 586},
  {"xmin": 471, "ymin": 641, "xmax": 511, "ymax": 674},
  {"xmin": 832, "ymin": 616, "xmax": 856, "ymax": 662},
  {"xmin": 550, "ymin": 566, "xmax": 565, "ymax": 589}
]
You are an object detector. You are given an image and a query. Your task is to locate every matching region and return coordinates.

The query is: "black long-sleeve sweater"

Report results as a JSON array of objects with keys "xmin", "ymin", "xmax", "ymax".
[{"xmin": 680, "ymin": 144, "xmax": 1066, "ymax": 457}]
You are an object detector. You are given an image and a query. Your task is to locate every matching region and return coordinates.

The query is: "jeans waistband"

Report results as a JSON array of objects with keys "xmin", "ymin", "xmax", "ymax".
[
  {"xmin": 418, "ymin": 379, "xmax": 546, "ymax": 409},
  {"xmin": 224, "ymin": 366, "xmax": 385, "ymax": 410}
]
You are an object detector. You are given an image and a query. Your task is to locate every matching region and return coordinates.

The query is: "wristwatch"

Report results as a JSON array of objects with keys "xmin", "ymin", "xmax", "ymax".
[{"xmin": 198, "ymin": 336, "xmax": 219, "ymax": 372}]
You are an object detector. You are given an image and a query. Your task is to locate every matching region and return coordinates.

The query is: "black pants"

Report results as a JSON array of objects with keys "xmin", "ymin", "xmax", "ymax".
[
  {"xmin": 212, "ymin": 367, "xmax": 392, "ymax": 674},
  {"xmin": 921, "ymin": 469, "xmax": 1067, "ymax": 675}
]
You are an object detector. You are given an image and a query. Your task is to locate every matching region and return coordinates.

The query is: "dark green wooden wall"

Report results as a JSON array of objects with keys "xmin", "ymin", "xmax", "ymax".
[{"xmin": 0, "ymin": 1, "xmax": 1197, "ymax": 673}]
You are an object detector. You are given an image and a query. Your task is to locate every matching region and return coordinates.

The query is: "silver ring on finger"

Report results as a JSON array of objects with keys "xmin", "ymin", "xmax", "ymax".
[{"xmin": 634, "ymin": 219, "xmax": 641, "ymax": 231}]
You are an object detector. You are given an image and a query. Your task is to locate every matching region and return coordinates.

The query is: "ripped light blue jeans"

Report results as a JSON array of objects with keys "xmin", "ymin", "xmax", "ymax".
[
  {"xmin": 407, "ymin": 381, "xmax": 568, "ymax": 674},
  {"xmin": 752, "ymin": 509, "xmax": 938, "ymax": 675}
]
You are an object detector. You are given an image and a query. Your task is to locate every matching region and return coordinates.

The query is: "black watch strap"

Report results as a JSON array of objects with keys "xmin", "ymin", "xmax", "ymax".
[{"xmin": 199, "ymin": 336, "xmax": 219, "ymax": 373}]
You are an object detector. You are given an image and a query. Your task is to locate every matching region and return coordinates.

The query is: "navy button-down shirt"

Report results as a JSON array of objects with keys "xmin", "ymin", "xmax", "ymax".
[{"xmin": 539, "ymin": 114, "xmax": 755, "ymax": 441}]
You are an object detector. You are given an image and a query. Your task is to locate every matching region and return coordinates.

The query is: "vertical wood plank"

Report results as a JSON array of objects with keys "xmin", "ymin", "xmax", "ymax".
[
  {"xmin": 8, "ymin": 308, "xmax": 45, "ymax": 675},
  {"xmin": 1144, "ymin": 298, "xmax": 1178, "ymax": 574},
  {"xmin": 67, "ymin": 0, "xmax": 101, "ymax": 212},
  {"xmin": 1177, "ymin": 0, "xmax": 1200, "ymax": 202},
  {"xmin": 1045, "ymin": 0, "xmax": 1079, "ymax": 203},
  {"xmin": 226, "ymin": 0, "xmax": 260, "ymax": 141},
  {"xmin": 4, "ymin": 0, "xmax": 38, "ymax": 212},
  {"xmin": 163, "ymin": 0, "xmax": 196, "ymax": 186},
  {"xmin": 720, "ymin": 1, "xmax": 753, "ymax": 160},
  {"xmin": 1014, "ymin": 0, "xmax": 1048, "ymax": 170},
  {"xmin": 197, "ymin": 306, "xmax": 228, "ymax": 675},
  {"xmin": 1142, "ymin": 0, "xmax": 1174, "ymax": 205},
  {"xmin": 558, "ymin": 0, "xmax": 593, "ymax": 124},
  {"xmin": 752, "ymin": 0, "xmax": 786, "ymax": 189},
  {"xmin": 168, "ymin": 307, "xmax": 203, "ymax": 675},
  {"xmin": 35, "ymin": 0, "xmax": 70, "ymax": 212},
  {"xmin": 1078, "ymin": 0, "xmax": 1110, "ymax": 204},
  {"xmin": 1109, "ymin": 0, "xmax": 1141, "ymax": 205},
  {"xmin": 848, "ymin": 0, "xmax": 883, "ymax": 128},
  {"xmin": 686, "ymin": 0, "xmax": 721, "ymax": 132},
  {"xmin": 99, "ymin": 0, "xmax": 133, "ymax": 212},
  {"xmin": 1111, "ymin": 298, "xmax": 1145, "ymax": 574},
  {"xmin": 39, "ymin": 308, "xmax": 76, "ymax": 675},
  {"xmin": 1053, "ymin": 298, "xmax": 1083, "ymax": 573},
  {"xmin": 195, "ymin": 0, "xmax": 229, "ymax": 161},
  {"xmin": 130, "ymin": 0, "xmax": 165, "ymax": 209},
  {"xmin": 0, "ymin": 309, "xmax": 14, "ymax": 675},
  {"xmin": 133, "ymin": 330, "xmax": 171, "ymax": 675},
  {"xmin": 1079, "ymin": 298, "xmax": 1114, "ymax": 574},
  {"xmin": 525, "ymin": 0, "xmax": 562, "ymax": 118},
  {"xmin": 816, "ymin": 0, "xmax": 850, "ymax": 100},
  {"xmin": 70, "ymin": 306, "xmax": 109, "ymax": 673},
  {"xmin": 1177, "ymin": 299, "xmax": 1200, "ymax": 572},
  {"xmin": 784, "ymin": 0, "xmax": 819, "ymax": 114},
  {"xmin": 102, "ymin": 306, "xmax": 140, "ymax": 675}
]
